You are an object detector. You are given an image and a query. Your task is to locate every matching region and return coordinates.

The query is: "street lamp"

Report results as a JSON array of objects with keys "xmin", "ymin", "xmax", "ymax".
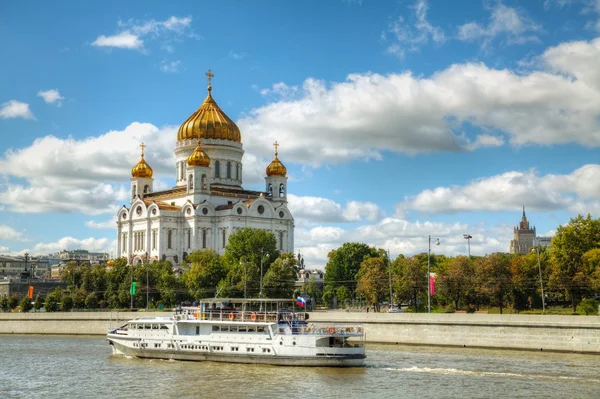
[
  {"xmin": 130, "ymin": 259, "xmax": 134, "ymax": 310},
  {"xmin": 144, "ymin": 252, "xmax": 149, "ymax": 310},
  {"xmin": 532, "ymin": 238, "xmax": 546, "ymax": 313},
  {"xmin": 241, "ymin": 258, "xmax": 247, "ymax": 299},
  {"xmin": 427, "ymin": 235, "xmax": 440, "ymax": 313},
  {"xmin": 463, "ymin": 234, "xmax": 472, "ymax": 257},
  {"xmin": 259, "ymin": 248, "xmax": 270, "ymax": 301},
  {"xmin": 388, "ymin": 249, "xmax": 393, "ymax": 307}
]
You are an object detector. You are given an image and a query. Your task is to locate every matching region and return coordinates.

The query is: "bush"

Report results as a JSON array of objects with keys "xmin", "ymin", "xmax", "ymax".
[
  {"xmin": 576, "ymin": 298, "xmax": 599, "ymax": 315},
  {"xmin": 60, "ymin": 295, "xmax": 73, "ymax": 312},
  {"xmin": 8, "ymin": 295, "xmax": 20, "ymax": 311},
  {"xmin": 0, "ymin": 296, "xmax": 8, "ymax": 312},
  {"xmin": 20, "ymin": 296, "xmax": 33, "ymax": 313}
]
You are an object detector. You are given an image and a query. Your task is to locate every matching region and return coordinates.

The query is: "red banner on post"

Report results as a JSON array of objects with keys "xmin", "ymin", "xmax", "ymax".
[{"xmin": 429, "ymin": 277, "xmax": 435, "ymax": 296}]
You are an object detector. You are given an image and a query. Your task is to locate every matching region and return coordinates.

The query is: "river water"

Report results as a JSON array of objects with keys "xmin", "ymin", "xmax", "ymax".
[{"xmin": 1, "ymin": 336, "xmax": 599, "ymax": 398}]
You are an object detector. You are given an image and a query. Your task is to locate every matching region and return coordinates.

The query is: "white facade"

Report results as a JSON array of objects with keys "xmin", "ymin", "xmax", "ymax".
[{"xmin": 116, "ymin": 85, "xmax": 294, "ymax": 265}]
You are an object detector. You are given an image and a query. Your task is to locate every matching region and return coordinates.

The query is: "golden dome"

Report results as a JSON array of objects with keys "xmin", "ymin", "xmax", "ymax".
[
  {"xmin": 266, "ymin": 141, "xmax": 287, "ymax": 177},
  {"xmin": 187, "ymin": 140, "xmax": 211, "ymax": 167},
  {"xmin": 177, "ymin": 70, "xmax": 241, "ymax": 143},
  {"xmin": 131, "ymin": 143, "xmax": 153, "ymax": 178}
]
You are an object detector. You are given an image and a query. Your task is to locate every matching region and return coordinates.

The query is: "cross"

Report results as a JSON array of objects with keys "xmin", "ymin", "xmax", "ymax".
[
  {"xmin": 273, "ymin": 141, "xmax": 279, "ymax": 156},
  {"xmin": 205, "ymin": 69, "xmax": 214, "ymax": 86},
  {"xmin": 140, "ymin": 142, "xmax": 146, "ymax": 157}
]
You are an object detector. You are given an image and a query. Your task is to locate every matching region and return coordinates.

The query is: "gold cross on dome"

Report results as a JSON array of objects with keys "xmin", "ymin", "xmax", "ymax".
[
  {"xmin": 273, "ymin": 141, "xmax": 279, "ymax": 156},
  {"xmin": 206, "ymin": 69, "xmax": 214, "ymax": 86},
  {"xmin": 140, "ymin": 142, "xmax": 146, "ymax": 157}
]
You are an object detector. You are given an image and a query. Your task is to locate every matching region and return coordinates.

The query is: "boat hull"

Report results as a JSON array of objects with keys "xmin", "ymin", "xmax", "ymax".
[{"xmin": 108, "ymin": 337, "xmax": 365, "ymax": 367}]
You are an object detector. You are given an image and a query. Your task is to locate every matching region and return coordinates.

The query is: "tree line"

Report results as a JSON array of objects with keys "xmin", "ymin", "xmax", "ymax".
[{"xmin": 325, "ymin": 214, "xmax": 600, "ymax": 314}]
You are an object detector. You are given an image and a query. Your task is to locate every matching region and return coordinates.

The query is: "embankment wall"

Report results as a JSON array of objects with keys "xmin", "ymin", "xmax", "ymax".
[{"xmin": 1, "ymin": 311, "xmax": 599, "ymax": 353}]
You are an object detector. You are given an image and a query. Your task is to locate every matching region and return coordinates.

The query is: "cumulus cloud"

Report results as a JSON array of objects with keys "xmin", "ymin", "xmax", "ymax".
[
  {"xmin": 0, "ymin": 225, "xmax": 26, "ymax": 241},
  {"xmin": 288, "ymin": 194, "xmax": 383, "ymax": 223},
  {"xmin": 160, "ymin": 60, "xmax": 181, "ymax": 73},
  {"xmin": 85, "ymin": 218, "xmax": 117, "ymax": 230},
  {"xmin": 406, "ymin": 164, "xmax": 600, "ymax": 215},
  {"xmin": 382, "ymin": 0, "xmax": 446, "ymax": 58},
  {"xmin": 241, "ymin": 37, "xmax": 600, "ymax": 166},
  {"xmin": 92, "ymin": 16, "xmax": 196, "ymax": 52},
  {"xmin": 37, "ymin": 89, "xmax": 64, "ymax": 106},
  {"xmin": 0, "ymin": 122, "xmax": 177, "ymax": 214},
  {"xmin": 457, "ymin": 3, "xmax": 542, "ymax": 47},
  {"xmin": 0, "ymin": 100, "xmax": 35, "ymax": 120},
  {"xmin": 20, "ymin": 237, "xmax": 116, "ymax": 256}
]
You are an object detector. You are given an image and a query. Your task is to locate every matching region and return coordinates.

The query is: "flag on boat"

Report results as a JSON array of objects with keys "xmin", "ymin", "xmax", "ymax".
[{"xmin": 296, "ymin": 297, "xmax": 306, "ymax": 307}]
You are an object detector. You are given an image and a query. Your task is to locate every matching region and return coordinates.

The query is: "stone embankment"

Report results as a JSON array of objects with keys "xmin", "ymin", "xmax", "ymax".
[{"xmin": 1, "ymin": 311, "xmax": 599, "ymax": 354}]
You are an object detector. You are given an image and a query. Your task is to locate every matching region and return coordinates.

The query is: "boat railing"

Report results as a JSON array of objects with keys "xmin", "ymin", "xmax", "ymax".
[
  {"xmin": 179, "ymin": 309, "xmax": 308, "ymax": 324},
  {"xmin": 275, "ymin": 324, "xmax": 364, "ymax": 337}
]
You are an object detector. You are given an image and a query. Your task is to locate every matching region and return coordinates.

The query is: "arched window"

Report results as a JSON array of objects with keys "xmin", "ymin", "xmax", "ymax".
[
  {"xmin": 279, "ymin": 231, "xmax": 284, "ymax": 251},
  {"xmin": 227, "ymin": 161, "xmax": 231, "ymax": 178},
  {"xmin": 279, "ymin": 183, "xmax": 285, "ymax": 197},
  {"xmin": 268, "ymin": 184, "xmax": 273, "ymax": 197},
  {"xmin": 222, "ymin": 229, "xmax": 226, "ymax": 248},
  {"xmin": 143, "ymin": 185, "xmax": 149, "ymax": 194},
  {"xmin": 236, "ymin": 163, "xmax": 239, "ymax": 180},
  {"xmin": 201, "ymin": 174, "xmax": 207, "ymax": 190},
  {"xmin": 202, "ymin": 229, "xmax": 207, "ymax": 248},
  {"xmin": 188, "ymin": 174, "xmax": 193, "ymax": 191},
  {"xmin": 132, "ymin": 185, "xmax": 137, "ymax": 199},
  {"xmin": 168, "ymin": 230, "xmax": 172, "ymax": 249},
  {"xmin": 187, "ymin": 229, "xmax": 191, "ymax": 249},
  {"xmin": 215, "ymin": 160, "xmax": 220, "ymax": 178}
]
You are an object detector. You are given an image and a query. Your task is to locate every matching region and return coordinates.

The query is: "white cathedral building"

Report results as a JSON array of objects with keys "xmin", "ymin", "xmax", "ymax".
[{"xmin": 116, "ymin": 71, "xmax": 294, "ymax": 265}]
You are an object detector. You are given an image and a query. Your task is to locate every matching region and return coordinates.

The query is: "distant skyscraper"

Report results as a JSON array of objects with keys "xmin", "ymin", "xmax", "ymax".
[{"xmin": 510, "ymin": 207, "xmax": 536, "ymax": 254}]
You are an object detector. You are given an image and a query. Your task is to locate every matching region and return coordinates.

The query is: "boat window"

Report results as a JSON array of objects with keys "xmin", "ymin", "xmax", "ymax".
[
  {"xmin": 220, "ymin": 326, "xmax": 229, "ymax": 332},
  {"xmin": 257, "ymin": 326, "xmax": 265, "ymax": 333},
  {"xmin": 145, "ymin": 325, "xmax": 151, "ymax": 329},
  {"xmin": 160, "ymin": 325, "xmax": 168, "ymax": 330},
  {"xmin": 152, "ymin": 324, "xmax": 158, "ymax": 329},
  {"xmin": 212, "ymin": 326, "xmax": 219, "ymax": 332},
  {"xmin": 230, "ymin": 326, "xmax": 238, "ymax": 332},
  {"xmin": 196, "ymin": 326, "xmax": 200, "ymax": 335},
  {"xmin": 247, "ymin": 326, "xmax": 256, "ymax": 332},
  {"xmin": 238, "ymin": 326, "xmax": 247, "ymax": 332}
]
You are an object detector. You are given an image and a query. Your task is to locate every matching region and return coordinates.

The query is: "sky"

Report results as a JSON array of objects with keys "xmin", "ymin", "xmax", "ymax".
[{"xmin": 1, "ymin": 0, "xmax": 600, "ymax": 268}]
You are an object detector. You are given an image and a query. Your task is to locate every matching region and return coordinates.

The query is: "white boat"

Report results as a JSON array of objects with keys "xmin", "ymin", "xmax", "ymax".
[{"xmin": 107, "ymin": 298, "xmax": 366, "ymax": 367}]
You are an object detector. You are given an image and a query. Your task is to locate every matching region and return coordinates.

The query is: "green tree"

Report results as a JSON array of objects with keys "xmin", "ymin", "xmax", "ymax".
[
  {"xmin": 105, "ymin": 258, "xmax": 131, "ymax": 309},
  {"xmin": 222, "ymin": 228, "xmax": 279, "ymax": 298},
  {"xmin": 477, "ymin": 253, "xmax": 512, "ymax": 314},
  {"xmin": 263, "ymin": 253, "xmax": 297, "ymax": 299},
  {"xmin": 184, "ymin": 250, "xmax": 226, "ymax": 299},
  {"xmin": 8, "ymin": 294, "xmax": 19, "ymax": 311},
  {"xmin": 1, "ymin": 296, "xmax": 9, "ymax": 312},
  {"xmin": 60, "ymin": 295, "xmax": 74, "ymax": 312},
  {"xmin": 356, "ymin": 257, "xmax": 388, "ymax": 312},
  {"xmin": 324, "ymin": 243, "xmax": 379, "ymax": 306},
  {"xmin": 393, "ymin": 256, "xmax": 426, "ymax": 312},
  {"xmin": 20, "ymin": 296, "xmax": 33, "ymax": 313},
  {"xmin": 438, "ymin": 255, "xmax": 474, "ymax": 310},
  {"xmin": 300, "ymin": 276, "xmax": 324, "ymax": 307},
  {"xmin": 72, "ymin": 288, "xmax": 87, "ymax": 309},
  {"xmin": 85, "ymin": 292, "xmax": 99, "ymax": 309},
  {"xmin": 44, "ymin": 289, "xmax": 62, "ymax": 312},
  {"xmin": 549, "ymin": 214, "xmax": 600, "ymax": 311}
]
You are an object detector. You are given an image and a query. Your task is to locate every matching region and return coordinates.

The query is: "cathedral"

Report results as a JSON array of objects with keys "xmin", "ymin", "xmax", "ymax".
[
  {"xmin": 509, "ymin": 207, "xmax": 536, "ymax": 254},
  {"xmin": 116, "ymin": 71, "xmax": 294, "ymax": 265}
]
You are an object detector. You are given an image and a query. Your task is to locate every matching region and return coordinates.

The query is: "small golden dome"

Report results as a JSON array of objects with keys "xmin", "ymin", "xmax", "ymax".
[
  {"xmin": 187, "ymin": 140, "xmax": 211, "ymax": 167},
  {"xmin": 177, "ymin": 70, "xmax": 241, "ymax": 143},
  {"xmin": 132, "ymin": 143, "xmax": 153, "ymax": 178},
  {"xmin": 266, "ymin": 141, "xmax": 287, "ymax": 177}
]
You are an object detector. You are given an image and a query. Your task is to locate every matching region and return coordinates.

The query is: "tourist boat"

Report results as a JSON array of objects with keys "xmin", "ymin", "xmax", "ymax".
[{"xmin": 107, "ymin": 298, "xmax": 365, "ymax": 367}]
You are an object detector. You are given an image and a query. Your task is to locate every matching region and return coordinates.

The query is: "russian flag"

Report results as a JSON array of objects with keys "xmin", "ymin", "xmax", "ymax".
[{"xmin": 296, "ymin": 297, "xmax": 306, "ymax": 307}]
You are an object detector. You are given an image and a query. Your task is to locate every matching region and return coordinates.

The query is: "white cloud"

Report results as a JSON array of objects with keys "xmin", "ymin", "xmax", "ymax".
[
  {"xmin": 0, "ymin": 122, "xmax": 177, "ymax": 215},
  {"xmin": 228, "ymin": 51, "xmax": 246, "ymax": 60},
  {"xmin": 0, "ymin": 100, "xmax": 35, "ymax": 120},
  {"xmin": 37, "ymin": 89, "xmax": 64, "ymax": 106},
  {"xmin": 383, "ymin": 0, "xmax": 446, "ymax": 58},
  {"xmin": 21, "ymin": 237, "xmax": 116, "ymax": 256},
  {"xmin": 85, "ymin": 217, "xmax": 117, "ymax": 230},
  {"xmin": 0, "ymin": 225, "xmax": 26, "ymax": 241},
  {"xmin": 240, "ymin": 37, "xmax": 600, "ymax": 166},
  {"xmin": 288, "ymin": 194, "xmax": 383, "ymax": 223},
  {"xmin": 92, "ymin": 31, "xmax": 143, "ymax": 50},
  {"xmin": 92, "ymin": 16, "xmax": 196, "ymax": 51},
  {"xmin": 406, "ymin": 164, "xmax": 600, "ymax": 215},
  {"xmin": 160, "ymin": 60, "xmax": 181, "ymax": 73},
  {"xmin": 457, "ymin": 3, "xmax": 542, "ymax": 47}
]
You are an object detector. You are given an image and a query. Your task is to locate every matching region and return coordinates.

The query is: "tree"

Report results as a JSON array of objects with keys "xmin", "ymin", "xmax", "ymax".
[
  {"xmin": 438, "ymin": 255, "xmax": 474, "ymax": 310},
  {"xmin": 477, "ymin": 253, "xmax": 512, "ymax": 314},
  {"xmin": 184, "ymin": 250, "xmax": 227, "ymax": 299},
  {"xmin": 263, "ymin": 253, "xmax": 297, "ymax": 299},
  {"xmin": 300, "ymin": 276, "xmax": 323, "ymax": 307},
  {"xmin": 356, "ymin": 257, "xmax": 388, "ymax": 312},
  {"xmin": 20, "ymin": 296, "xmax": 33, "ymax": 313},
  {"xmin": 85, "ymin": 292, "xmax": 99, "ymax": 309},
  {"xmin": 222, "ymin": 228, "xmax": 279, "ymax": 297},
  {"xmin": 324, "ymin": 243, "xmax": 379, "ymax": 306},
  {"xmin": 33, "ymin": 293, "xmax": 43, "ymax": 312},
  {"xmin": 8, "ymin": 294, "xmax": 19, "ymax": 311},
  {"xmin": 393, "ymin": 256, "xmax": 426, "ymax": 312},
  {"xmin": 549, "ymin": 214, "xmax": 600, "ymax": 311},
  {"xmin": 60, "ymin": 295, "xmax": 73, "ymax": 312},
  {"xmin": 44, "ymin": 289, "xmax": 62, "ymax": 312},
  {"xmin": 1, "ymin": 296, "xmax": 9, "ymax": 312}
]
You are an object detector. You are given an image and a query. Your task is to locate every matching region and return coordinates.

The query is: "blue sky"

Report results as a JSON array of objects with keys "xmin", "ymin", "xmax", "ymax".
[{"xmin": 1, "ymin": 0, "xmax": 600, "ymax": 267}]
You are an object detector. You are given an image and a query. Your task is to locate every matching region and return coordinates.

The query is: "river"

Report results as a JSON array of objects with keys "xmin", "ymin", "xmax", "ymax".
[{"xmin": 1, "ymin": 336, "xmax": 598, "ymax": 398}]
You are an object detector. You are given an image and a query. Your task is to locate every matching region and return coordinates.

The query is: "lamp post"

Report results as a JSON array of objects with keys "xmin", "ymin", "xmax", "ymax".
[
  {"xmin": 427, "ymin": 236, "xmax": 440, "ymax": 313},
  {"xmin": 463, "ymin": 234, "xmax": 472, "ymax": 257},
  {"xmin": 388, "ymin": 249, "xmax": 393, "ymax": 307},
  {"xmin": 533, "ymin": 238, "xmax": 546, "ymax": 313},
  {"xmin": 259, "ymin": 249, "xmax": 269, "ymax": 312},
  {"xmin": 130, "ymin": 259, "xmax": 134, "ymax": 310},
  {"xmin": 241, "ymin": 259, "xmax": 247, "ymax": 299}
]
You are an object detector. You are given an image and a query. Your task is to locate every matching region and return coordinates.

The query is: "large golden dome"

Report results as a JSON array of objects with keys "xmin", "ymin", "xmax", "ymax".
[
  {"xmin": 187, "ymin": 140, "xmax": 211, "ymax": 167},
  {"xmin": 132, "ymin": 143, "xmax": 153, "ymax": 178},
  {"xmin": 177, "ymin": 70, "xmax": 241, "ymax": 143},
  {"xmin": 266, "ymin": 141, "xmax": 287, "ymax": 177}
]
